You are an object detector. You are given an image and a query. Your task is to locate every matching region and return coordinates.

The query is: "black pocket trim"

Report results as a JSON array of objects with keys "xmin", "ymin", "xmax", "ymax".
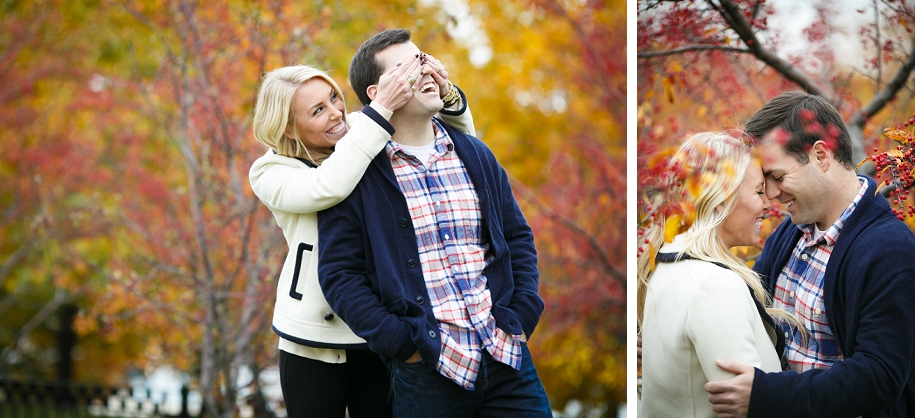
[{"xmin": 289, "ymin": 242, "xmax": 314, "ymax": 300}]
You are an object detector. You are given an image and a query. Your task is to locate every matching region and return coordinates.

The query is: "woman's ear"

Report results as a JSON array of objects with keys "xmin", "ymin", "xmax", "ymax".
[{"xmin": 283, "ymin": 123, "xmax": 295, "ymax": 140}]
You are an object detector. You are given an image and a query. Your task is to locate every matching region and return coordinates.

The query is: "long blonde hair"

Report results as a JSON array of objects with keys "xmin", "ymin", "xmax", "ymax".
[
  {"xmin": 252, "ymin": 65, "xmax": 344, "ymax": 166},
  {"xmin": 637, "ymin": 132, "xmax": 800, "ymax": 334}
]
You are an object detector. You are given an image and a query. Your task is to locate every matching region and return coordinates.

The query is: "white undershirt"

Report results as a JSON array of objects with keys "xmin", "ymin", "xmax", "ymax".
[{"xmin": 397, "ymin": 141, "xmax": 437, "ymax": 169}]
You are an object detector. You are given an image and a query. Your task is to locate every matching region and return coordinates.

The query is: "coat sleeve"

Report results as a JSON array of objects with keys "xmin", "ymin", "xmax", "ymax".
[
  {"xmin": 748, "ymin": 240, "xmax": 915, "ymax": 418},
  {"xmin": 248, "ymin": 109, "xmax": 393, "ymax": 214},
  {"xmin": 686, "ymin": 270, "xmax": 769, "ymax": 382},
  {"xmin": 316, "ymin": 188, "xmax": 417, "ymax": 362},
  {"xmin": 495, "ymin": 159, "xmax": 543, "ymax": 338},
  {"xmin": 436, "ymin": 86, "xmax": 476, "ymax": 137}
]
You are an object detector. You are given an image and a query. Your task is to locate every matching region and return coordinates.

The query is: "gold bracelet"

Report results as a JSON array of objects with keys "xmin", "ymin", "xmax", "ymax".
[{"xmin": 442, "ymin": 82, "xmax": 460, "ymax": 108}]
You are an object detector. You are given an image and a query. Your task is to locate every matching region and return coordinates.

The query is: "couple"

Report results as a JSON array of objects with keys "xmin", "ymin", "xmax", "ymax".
[
  {"xmin": 248, "ymin": 29, "xmax": 551, "ymax": 418},
  {"xmin": 638, "ymin": 92, "xmax": 915, "ymax": 417}
]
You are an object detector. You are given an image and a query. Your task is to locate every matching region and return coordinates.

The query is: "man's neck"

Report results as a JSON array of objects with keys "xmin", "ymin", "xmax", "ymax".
[
  {"xmin": 816, "ymin": 170, "xmax": 863, "ymax": 230},
  {"xmin": 390, "ymin": 111, "xmax": 436, "ymax": 147}
]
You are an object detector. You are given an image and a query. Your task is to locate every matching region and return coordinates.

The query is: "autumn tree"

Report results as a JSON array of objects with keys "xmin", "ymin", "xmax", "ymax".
[
  {"xmin": 3, "ymin": 0, "xmax": 626, "ymax": 416},
  {"xmin": 638, "ymin": 0, "xmax": 915, "ymax": 177}
]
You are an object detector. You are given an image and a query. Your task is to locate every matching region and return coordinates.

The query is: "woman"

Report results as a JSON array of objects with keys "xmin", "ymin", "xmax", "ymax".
[
  {"xmin": 249, "ymin": 56, "xmax": 474, "ymax": 418},
  {"xmin": 637, "ymin": 132, "xmax": 797, "ymax": 417}
]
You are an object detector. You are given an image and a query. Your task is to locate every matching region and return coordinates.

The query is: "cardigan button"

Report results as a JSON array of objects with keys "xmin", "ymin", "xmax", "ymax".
[
  {"xmin": 428, "ymin": 330, "xmax": 436, "ymax": 338},
  {"xmin": 399, "ymin": 218, "xmax": 408, "ymax": 227},
  {"xmin": 324, "ymin": 313, "xmax": 335, "ymax": 321},
  {"xmin": 407, "ymin": 259, "xmax": 416, "ymax": 268},
  {"xmin": 415, "ymin": 296, "xmax": 425, "ymax": 304}
]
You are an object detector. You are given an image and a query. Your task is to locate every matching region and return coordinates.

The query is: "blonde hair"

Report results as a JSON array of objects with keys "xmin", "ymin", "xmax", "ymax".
[
  {"xmin": 252, "ymin": 65, "xmax": 345, "ymax": 166},
  {"xmin": 637, "ymin": 132, "xmax": 803, "ymax": 337}
]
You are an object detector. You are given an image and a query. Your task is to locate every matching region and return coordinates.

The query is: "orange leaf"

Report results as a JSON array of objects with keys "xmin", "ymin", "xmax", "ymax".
[{"xmin": 664, "ymin": 214, "xmax": 682, "ymax": 243}]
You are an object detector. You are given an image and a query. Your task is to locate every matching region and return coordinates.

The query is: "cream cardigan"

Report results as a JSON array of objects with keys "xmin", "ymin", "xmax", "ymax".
[
  {"xmin": 249, "ymin": 102, "xmax": 474, "ymax": 363},
  {"xmin": 640, "ymin": 234, "xmax": 782, "ymax": 418}
]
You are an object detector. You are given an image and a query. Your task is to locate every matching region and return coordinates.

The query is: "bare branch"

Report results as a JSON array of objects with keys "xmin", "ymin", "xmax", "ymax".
[
  {"xmin": 853, "ymin": 39, "xmax": 915, "ymax": 123},
  {"xmin": 716, "ymin": 0, "xmax": 829, "ymax": 98},
  {"xmin": 638, "ymin": 45, "xmax": 751, "ymax": 58},
  {"xmin": 507, "ymin": 173, "xmax": 625, "ymax": 286},
  {"xmin": 0, "ymin": 245, "xmax": 30, "ymax": 291}
]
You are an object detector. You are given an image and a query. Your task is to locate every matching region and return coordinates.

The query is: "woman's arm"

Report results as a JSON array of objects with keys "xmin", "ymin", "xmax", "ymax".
[
  {"xmin": 248, "ymin": 59, "xmax": 422, "ymax": 214},
  {"xmin": 687, "ymin": 268, "xmax": 769, "ymax": 382},
  {"xmin": 437, "ymin": 86, "xmax": 475, "ymax": 137},
  {"xmin": 248, "ymin": 109, "xmax": 393, "ymax": 214}
]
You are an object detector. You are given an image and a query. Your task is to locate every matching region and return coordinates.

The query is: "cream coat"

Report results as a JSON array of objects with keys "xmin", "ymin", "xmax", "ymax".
[
  {"xmin": 640, "ymin": 234, "xmax": 782, "ymax": 418},
  {"xmin": 249, "ymin": 103, "xmax": 475, "ymax": 363}
]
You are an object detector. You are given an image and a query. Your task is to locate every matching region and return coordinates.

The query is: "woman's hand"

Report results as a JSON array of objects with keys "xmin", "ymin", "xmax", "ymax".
[
  {"xmin": 420, "ymin": 53, "xmax": 452, "ymax": 99},
  {"xmin": 372, "ymin": 55, "xmax": 422, "ymax": 112}
]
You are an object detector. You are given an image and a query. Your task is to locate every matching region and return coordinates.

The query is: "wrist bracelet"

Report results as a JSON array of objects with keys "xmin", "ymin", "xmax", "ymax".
[{"xmin": 442, "ymin": 82, "xmax": 460, "ymax": 108}]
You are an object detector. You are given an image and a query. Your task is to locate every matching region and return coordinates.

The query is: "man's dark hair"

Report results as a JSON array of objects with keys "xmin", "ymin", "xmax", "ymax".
[
  {"xmin": 745, "ymin": 91, "xmax": 855, "ymax": 170},
  {"xmin": 349, "ymin": 29, "xmax": 412, "ymax": 106}
]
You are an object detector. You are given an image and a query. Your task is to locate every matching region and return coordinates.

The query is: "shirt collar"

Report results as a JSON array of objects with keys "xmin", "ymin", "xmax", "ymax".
[{"xmin": 384, "ymin": 119, "xmax": 454, "ymax": 161}]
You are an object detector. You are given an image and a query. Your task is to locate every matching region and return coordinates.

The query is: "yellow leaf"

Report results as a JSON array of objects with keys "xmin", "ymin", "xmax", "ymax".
[
  {"xmin": 664, "ymin": 214, "xmax": 682, "ymax": 243},
  {"xmin": 670, "ymin": 61, "xmax": 683, "ymax": 73},
  {"xmin": 647, "ymin": 242, "xmax": 656, "ymax": 273},
  {"xmin": 884, "ymin": 128, "xmax": 915, "ymax": 145},
  {"xmin": 662, "ymin": 77, "xmax": 675, "ymax": 103}
]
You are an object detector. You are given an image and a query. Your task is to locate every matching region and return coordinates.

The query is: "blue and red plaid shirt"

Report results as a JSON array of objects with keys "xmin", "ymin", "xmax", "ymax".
[
  {"xmin": 772, "ymin": 179, "xmax": 867, "ymax": 372},
  {"xmin": 385, "ymin": 120, "xmax": 521, "ymax": 389}
]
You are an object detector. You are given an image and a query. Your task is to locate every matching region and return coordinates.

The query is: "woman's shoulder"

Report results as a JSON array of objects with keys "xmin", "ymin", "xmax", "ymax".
[{"xmin": 655, "ymin": 257, "xmax": 747, "ymax": 295}]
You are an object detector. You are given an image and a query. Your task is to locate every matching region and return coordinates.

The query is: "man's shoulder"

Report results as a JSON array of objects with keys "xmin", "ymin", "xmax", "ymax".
[{"xmin": 438, "ymin": 119, "xmax": 489, "ymax": 151}]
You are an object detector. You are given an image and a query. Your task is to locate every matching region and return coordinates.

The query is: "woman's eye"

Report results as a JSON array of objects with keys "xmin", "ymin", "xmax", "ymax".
[
  {"xmin": 331, "ymin": 91, "xmax": 338, "ymax": 102},
  {"xmin": 313, "ymin": 106, "xmax": 324, "ymax": 116}
]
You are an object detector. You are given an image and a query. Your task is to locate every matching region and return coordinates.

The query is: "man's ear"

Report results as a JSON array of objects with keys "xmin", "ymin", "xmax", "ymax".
[
  {"xmin": 811, "ymin": 140, "xmax": 831, "ymax": 171},
  {"xmin": 366, "ymin": 85, "xmax": 378, "ymax": 102}
]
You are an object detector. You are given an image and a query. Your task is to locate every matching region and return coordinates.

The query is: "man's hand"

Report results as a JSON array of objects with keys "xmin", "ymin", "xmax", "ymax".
[{"xmin": 705, "ymin": 360, "xmax": 755, "ymax": 418}]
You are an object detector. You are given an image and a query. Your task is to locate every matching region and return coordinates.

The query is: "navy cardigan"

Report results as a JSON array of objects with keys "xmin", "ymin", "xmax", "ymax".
[
  {"xmin": 317, "ymin": 121, "xmax": 543, "ymax": 365},
  {"xmin": 750, "ymin": 176, "xmax": 915, "ymax": 418}
]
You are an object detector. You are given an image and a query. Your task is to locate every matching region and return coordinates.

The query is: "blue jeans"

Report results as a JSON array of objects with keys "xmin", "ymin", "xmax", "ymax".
[{"xmin": 388, "ymin": 342, "xmax": 551, "ymax": 418}]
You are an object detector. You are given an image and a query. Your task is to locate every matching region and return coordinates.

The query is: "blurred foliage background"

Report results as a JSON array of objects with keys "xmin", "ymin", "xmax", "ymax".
[{"xmin": 0, "ymin": 0, "xmax": 625, "ymax": 416}]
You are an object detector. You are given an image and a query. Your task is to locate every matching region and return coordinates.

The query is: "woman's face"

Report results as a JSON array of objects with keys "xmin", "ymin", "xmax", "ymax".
[
  {"xmin": 287, "ymin": 78, "xmax": 347, "ymax": 149},
  {"xmin": 718, "ymin": 159, "xmax": 772, "ymax": 248}
]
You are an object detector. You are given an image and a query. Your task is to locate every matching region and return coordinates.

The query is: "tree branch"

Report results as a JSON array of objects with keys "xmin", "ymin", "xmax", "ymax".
[
  {"xmin": 716, "ymin": 0, "xmax": 829, "ymax": 98},
  {"xmin": 853, "ymin": 38, "xmax": 915, "ymax": 123},
  {"xmin": 637, "ymin": 45, "xmax": 751, "ymax": 58}
]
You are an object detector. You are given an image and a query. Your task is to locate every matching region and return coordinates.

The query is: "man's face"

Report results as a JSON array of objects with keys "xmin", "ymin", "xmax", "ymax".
[
  {"xmin": 374, "ymin": 41, "xmax": 443, "ymax": 116},
  {"xmin": 756, "ymin": 133, "xmax": 830, "ymax": 228}
]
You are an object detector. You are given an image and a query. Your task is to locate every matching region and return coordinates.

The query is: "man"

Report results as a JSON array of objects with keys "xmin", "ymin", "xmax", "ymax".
[
  {"xmin": 705, "ymin": 91, "xmax": 915, "ymax": 417},
  {"xmin": 317, "ymin": 29, "xmax": 551, "ymax": 418}
]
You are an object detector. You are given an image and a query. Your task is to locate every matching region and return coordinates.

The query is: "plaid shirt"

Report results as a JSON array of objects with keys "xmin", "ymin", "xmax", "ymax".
[
  {"xmin": 772, "ymin": 179, "xmax": 867, "ymax": 372},
  {"xmin": 385, "ymin": 120, "xmax": 521, "ymax": 390}
]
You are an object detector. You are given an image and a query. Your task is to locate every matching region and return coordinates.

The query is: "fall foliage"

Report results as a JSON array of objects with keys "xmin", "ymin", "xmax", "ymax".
[
  {"xmin": 2, "ymin": 0, "xmax": 625, "ymax": 416},
  {"xmin": 638, "ymin": 0, "xmax": 915, "ymax": 233}
]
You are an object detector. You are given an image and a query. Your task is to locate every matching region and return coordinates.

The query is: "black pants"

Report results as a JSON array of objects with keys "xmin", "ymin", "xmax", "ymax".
[{"xmin": 279, "ymin": 349, "xmax": 392, "ymax": 418}]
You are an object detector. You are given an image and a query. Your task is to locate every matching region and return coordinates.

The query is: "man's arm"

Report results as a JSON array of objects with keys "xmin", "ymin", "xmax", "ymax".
[
  {"xmin": 496, "ymin": 164, "xmax": 543, "ymax": 339},
  {"xmin": 707, "ymin": 267, "xmax": 915, "ymax": 417},
  {"xmin": 317, "ymin": 188, "xmax": 417, "ymax": 362}
]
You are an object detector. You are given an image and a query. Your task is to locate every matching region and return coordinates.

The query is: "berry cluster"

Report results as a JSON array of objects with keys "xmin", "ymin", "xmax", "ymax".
[{"xmin": 866, "ymin": 128, "xmax": 915, "ymax": 220}]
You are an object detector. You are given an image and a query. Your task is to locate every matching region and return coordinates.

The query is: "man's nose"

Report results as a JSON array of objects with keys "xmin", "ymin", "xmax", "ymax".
[{"xmin": 765, "ymin": 178, "xmax": 780, "ymax": 200}]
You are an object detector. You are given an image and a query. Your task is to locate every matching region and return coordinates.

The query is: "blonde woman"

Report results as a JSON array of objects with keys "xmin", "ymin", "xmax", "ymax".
[
  {"xmin": 249, "ymin": 59, "xmax": 474, "ymax": 418},
  {"xmin": 637, "ymin": 132, "xmax": 793, "ymax": 417}
]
